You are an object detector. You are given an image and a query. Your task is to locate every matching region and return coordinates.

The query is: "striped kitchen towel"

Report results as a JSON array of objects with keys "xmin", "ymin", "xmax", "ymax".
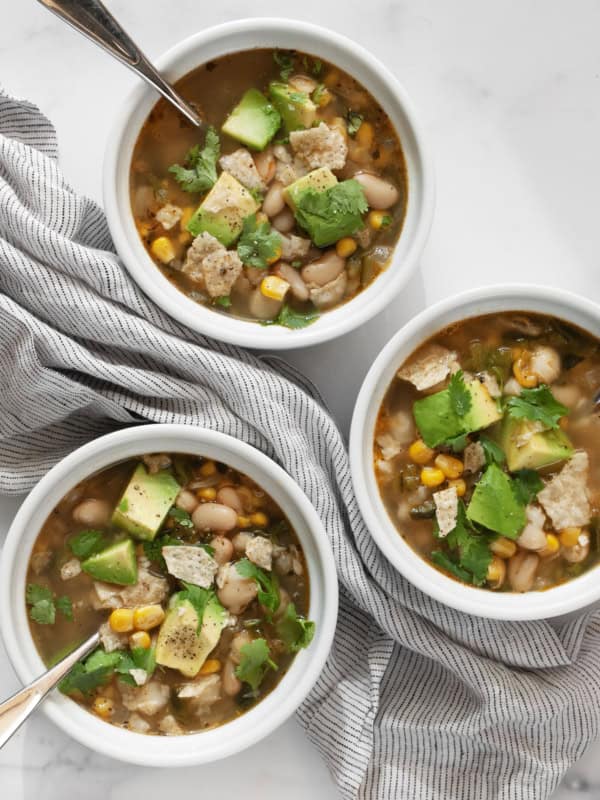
[{"xmin": 1, "ymin": 91, "xmax": 600, "ymax": 799}]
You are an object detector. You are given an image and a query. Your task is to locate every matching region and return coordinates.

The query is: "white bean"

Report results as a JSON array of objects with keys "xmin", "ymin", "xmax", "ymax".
[
  {"xmin": 271, "ymin": 207, "xmax": 295, "ymax": 233},
  {"xmin": 232, "ymin": 531, "xmax": 252, "ymax": 555},
  {"xmin": 353, "ymin": 171, "xmax": 399, "ymax": 209},
  {"xmin": 222, "ymin": 658, "xmax": 241, "ymax": 696},
  {"xmin": 551, "ymin": 384, "xmax": 581, "ymax": 409},
  {"xmin": 248, "ymin": 289, "xmax": 283, "ymax": 321},
  {"xmin": 301, "ymin": 250, "xmax": 345, "ymax": 287},
  {"xmin": 529, "ymin": 346, "xmax": 561, "ymax": 385},
  {"xmin": 262, "ymin": 181, "xmax": 285, "ymax": 217},
  {"xmin": 209, "ymin": 536, "xmax": 234, "ymax": 565},
  {"xmin": 274, "ymin": 263, "xmax": 309, "ymax": 301},
  {"xmin": 192, "ymin": 502, "xmax": 238, "ymax": 532},
  {"xmin": 217, "ymin": 566, "xmax": 257, "ymax": 614},
  {"xmin": 216, "ymin": 486, "xmax": 243, "ymax": 514},
  {"xmin": 175, "ymin": 489, "xmax": 198, "ymax": 514},
  {"xmin": 289, "ymin": 74, "xmax": 317, "ymax": 94},
  {"xmin": 508, "ymin": 551, "xmax": 539, "ymax": 592},
  {"xmin": 563, "ymin": 540, "xmax": 590, "ymax": 563},
  {"xmin": 230, "ymin": 631, "xmax": 252, "ymax": 663},
  {"xmin": 72, "ymin": 499, "xmax": 111, "ymax": 528}
]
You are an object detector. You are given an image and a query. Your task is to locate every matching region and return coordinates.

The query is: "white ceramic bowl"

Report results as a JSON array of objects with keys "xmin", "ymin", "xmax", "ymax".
[
  {"xmin": 104, "ymin": 18, "xmax": 434, "ymax": 349},
  {"xmin": 350, "ymin": 284, "xmax": 600, "ymax": 620},
  {"xmin": 0, "ymin": 424, "xmax": 338, "ymax": 766}
]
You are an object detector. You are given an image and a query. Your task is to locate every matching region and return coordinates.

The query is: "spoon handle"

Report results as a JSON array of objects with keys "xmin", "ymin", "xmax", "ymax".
[
  {"xmin": 0, "ymin": 631, "xmax": 100, "ymax": 749},
  {"xmin": 35, "ymin": 0, "xmax": 202, "ymax": 127}
]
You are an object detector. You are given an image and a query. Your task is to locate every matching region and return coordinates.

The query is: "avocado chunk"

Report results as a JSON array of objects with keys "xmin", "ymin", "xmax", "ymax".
[
  {"xmin": 500, "ymin": 416, "xmax": 573, "ymax": 472},
  {"xmin": 81, "ymin": 539, "xmax": 138, "ymax": 585},
  {"xmin": 283, "ymin": 167, "xmax": 338, "ymax": 211},
  {"xmin": 155, "ymin": 596, "xmax": 227, "ymax": 678},
  {"xmin": 221, "ymin": 88, "xmax": 281, "ymax": 151},
  {"xmin": 466, "ymin": 463, "xmax": 527, "ymax": 538},
  {"xmin": 186, "ymin": 171, "xmax": 260, "ymax": 246},
  {"xmin": 414, "ymin": 380, "xmax": 503, "ymax": 448},
  {"xmin": 112, "ymin": 463, "xmax": 180, "ymax": 542},
  {"xmin": 268, "ymin": 82, "xmax": 317, "ymax": 133}
]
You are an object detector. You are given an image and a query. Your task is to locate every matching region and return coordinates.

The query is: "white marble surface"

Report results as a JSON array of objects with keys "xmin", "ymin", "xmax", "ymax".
[{"xmin": 1, "ymin": 0, "xmax": 599, "ymax": 797}]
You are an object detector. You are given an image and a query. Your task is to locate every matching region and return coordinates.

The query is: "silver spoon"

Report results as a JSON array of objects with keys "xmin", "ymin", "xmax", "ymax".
[
  {"xmin": 0, "ymin": 630, "xmax": 100, "ymax": 748},
  {"xmin": 35, "ymin": 0, "xmax": 202, "ymax": 127}
]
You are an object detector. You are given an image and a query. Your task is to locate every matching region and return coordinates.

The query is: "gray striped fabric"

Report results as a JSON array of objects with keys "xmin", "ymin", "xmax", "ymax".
[{"xmin": 1, "ymin": 91, "xmax": 599, "ymax": 799}]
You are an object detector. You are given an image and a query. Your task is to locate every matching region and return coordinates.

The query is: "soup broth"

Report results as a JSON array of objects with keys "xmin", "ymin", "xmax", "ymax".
[
  {"xmin": 130, "ymin": 48, "xmax": 407, "ymax": 328},
  {"xmin": 374, "ymin": 312, "xmax": 600, "ymax": 592},
  {"xmin": 26, "ymin": 453, "xmax": 313, "ymax": 735}
]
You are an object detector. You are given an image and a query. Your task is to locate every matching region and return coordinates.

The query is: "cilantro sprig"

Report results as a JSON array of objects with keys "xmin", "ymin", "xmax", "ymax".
[
  {"xmin": 59, "ymin": 646, "xmax": 156, "ymax": 695},
  {"xmin": 168, "ymin": 126, "xmax": 220, "ymax": 194},
  {"xmin": 506, "ymin": 385, "xmax": 568, "ymax": 430},
  {"xmin": 235, "ymin": 558, "xmax": 280, "ymax": 615},
  {"xmin": 432, "ymin": 502, "xmax": 493, "ymax": 586},
  {"xmin": 235, "ymin": 638, "xmax": 278, "ymax": 691},
  {"xmin": 275, "ymin": 603, "xmax": 315, "ymax": 652},
  {"xmin": 511, "ymin": 469, "xmax": 544, "ymax": 506},
  {"xmin": 293, "ymin": 179, "xmax": 368, "ymax": 247},
  {"xmin": 273, "ymin": 50, "xmax": 294, "ymax": 81},
  {"xmin": 237, "ymin": 214, "xmax": 282, "ymax": 269},
  {"xmin": 26, "ymin": 584, "xmax": 73, "ymax": 625},
  {"xmin": 263, "ymin": 304, "xmax": 319, "ymax": 330}
]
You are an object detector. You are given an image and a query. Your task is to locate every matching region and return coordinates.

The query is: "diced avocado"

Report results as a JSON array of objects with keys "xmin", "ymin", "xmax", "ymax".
[
  {"xmin": 221, "ymin": 88, "xmax": 281, "ymax": 151},
  {"xmin": 283, "ymin": 167, "xmax": 338, "ymax": 211},
  {"xmin": 155, "ymin": 596, "xmax": 227, "ymax": 678},
  {"xmin": 414, "ymin": 380, "xmax": 503, "ymax": 448},
  {"xmin": 112, "ymin": 463, "xmax": 180, "ymax": 542},
  {"xmin": 466, "ymin": 463, "xmax": 527, "ymax": 538},
  {"xmin": 500, "ymin": 417, "xmax": 573, "ymax": 472},
  {"xmin": 81, "ymin": 539, "xmax": 138, "ymax": 585},
  {"xmin": 186, "ymin": 171, "xmax": 259, "ymax": 246},
  {"xmin": 268, "ymin": 82, "xmax": 317, "ymax": 132}
]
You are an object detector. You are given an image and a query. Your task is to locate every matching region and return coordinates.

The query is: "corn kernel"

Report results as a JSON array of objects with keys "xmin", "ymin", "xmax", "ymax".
[
  {"xmin": 92, "ymin": 696, "xmax": 114, "ymax": 720},
  {"xmin": 408, "ymin": 439, "xmax": 435, "ymax": 465},
  {"xmin": 356, "ymin": 121, "xmax": 374, "ymax": 149},
  {"xmin": 237, "ymin": 515, "xmax": 251, "ymax": 528},
  {"xmin": 150, "ymin": 236, "xmax": 176, "ymax": 264},
  {"xmin": 539, "ymin": 533, "xmax": 560, "ymax": 558},
  {"xmin": 133, "ymin": 604, "xmax": 165, "ymax": 631},
  {"xmin": 250, "ymin": 511, "xmax": 269, "ymax": 528},
  {"xmin": 200, "ymin": 460, "xmax": 217, "ymax": 477},
  {"xmin": 486, "ymin": 556, "xmax": 506, "ymax": 589},
  {"xmin": 137, "ymin": 221, "xmax": 152, "ymax": 238},
  {"xmin": 434, "ymin": 454, "xmax": 464, "ymax": 480},
  {"xmin": 490, "ymin": 537, "xmax": 517, "ymax": 559},
  {"xmin": 129, "ymin": 630, "xmax": 151, "ymax": 649},
  {"xmin": 260, "ymin": 275, "xmax": 289, "ymax": 301},
  {"xmin": 368, "ymin": 210, "xmax": 388, "ymax": 230},
  {"xmin": 336, "ymin": 237, "xmax": 357, "ymax": 258},
  {"xmin": 559, "ymin": 527, "xmax": 581, "ymax": 547},
  {"xmin": 199, "ymin": 658, "xmax": 222, "ymax": 675},
  {"xmin": 513, "ymin": 356, "xmax": 538, "ymax": 388},
  {"xmin": 420, "ymin": 467, "xmax": 446, "ymax": 488},
  {"xmin": 109, "ymin": 608, "xmax": 134, "ymax": 633},
  {"xmin": 180, "ymin": 206, "xmax": 195, "ymax": 229},
  {"xmin": 448, "ymin": 478, "xmax": 467, "ymax": 498},
  {"xmin": 197, "ymin": 487, "xmax": 217, "ymax": 501},
  {"xmin": 316, "ymin": 88, "xmax": 333, "ymax": 107}
]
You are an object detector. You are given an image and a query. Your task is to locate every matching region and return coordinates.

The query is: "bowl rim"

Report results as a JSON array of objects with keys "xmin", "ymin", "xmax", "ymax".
[
  {"xmin": 0, "ymin": 424, "xmax": 338, "ymax": 766},
  {"xmin": 349, "ymin": 283, "xmax": 600, "ymax": 620},
  {"xmin": 103, "ymin": 16, "xmax": 435, "ymax": 350}
]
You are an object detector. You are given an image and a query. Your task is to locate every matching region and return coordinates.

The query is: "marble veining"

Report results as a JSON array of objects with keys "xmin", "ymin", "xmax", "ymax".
[{"xmin": 1, "ymin": 0, "xmax": 599, "ymax": 797}]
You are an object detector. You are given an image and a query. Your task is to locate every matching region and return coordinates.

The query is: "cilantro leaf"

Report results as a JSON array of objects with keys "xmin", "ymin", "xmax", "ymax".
[
  {"xmin": 263, "ymin": 304, "xmax": 319, "ymax": 330},
  {"xmin": 275, "ymin": 603, "xmax": 315, "ymax": 652},
  {"xmin": 235, "ymin": 558, "xmax": 280, "ymax": 614},
  {"xmin": 445, "ymin": 433, "xmax": 469, "ymax": 452},
  {"xmin": 448, "ymin": 370, "xmax": 472, "ymax": 417},
  {"xmin": 59, "ymin": 648, "xmax": 118, "ymax": 695},
  {"xmin": 167, "ymin": 507, "xmax": 194, "ymax": 529},
  {"xmin": 26, "ymin": 584, "xmax": 56, "ymax": 625},
  {"xmin": 273, "ymin": 50, "xmax": 294, "ymax": 81},
  {"xmin": 312, "ymin": 84, "xmax": 326, "ymax": 104},
  {"xmin": 56, "ymin": 595, "xmax": 73, "ymax": 621},
  {"xmin": 68, "ymin": 529, "xmax": 106, "ymax": 559},
  {"xmin": 431, "ymin": 551, "xmax": 472, "ymax": 583},
  {"xmin": 511, "ymin": 469, "xmax": 544, "ymax": 505},
  {"xmin": 168, "ymin": 126, "xmax": 220, "ymax": 194},
  {"xmin": 293, "ymin": 179, "xmax": 368, "ymax": 247},
  {"xmin": 235, "ymin": 638, "xmax": 278, "ymax": 691},
  {"xmin": 346, "ymin": 112, "xmax": 364, "ymax": 136},
  {"xmin": 214, "ymin": 295, "xmax": 232, "ymax": 308},
  {"xmin": 131, "ymin": 646, "xmax": 156, "ymax": 677},
  {"xmin": 479, "ymin": 435, "xmax": 506, "ymax": 466},
  {"xmin": 311, "ymin": 58, "xmax": 322, "ymax": 76},
  {"xmin": 506, "ymin": 385, "xmax": 568, "ymax": 430},
  {"xmin": 237, "ymin": 214, "xmax": 282, "ymax": 269},
  {"xmin": 143, "ymin": 532, "xmax": 183, "ymax": 569},
  {"xmin": 176, "ymin": 583, "xmax": 224, "ymax": 633},
  {"xmin": 445, "ymin": 502, "xmax": 493, "ymax": 586}
]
